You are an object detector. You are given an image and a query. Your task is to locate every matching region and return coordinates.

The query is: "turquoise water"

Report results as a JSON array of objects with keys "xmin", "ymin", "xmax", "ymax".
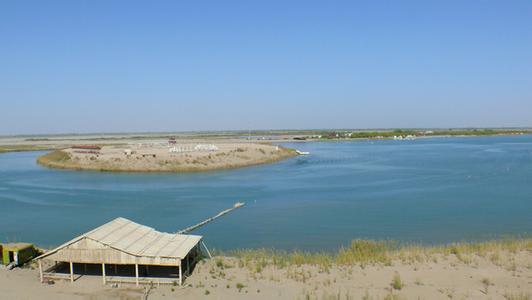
[{"xmin": 1, "ymin": 135, "xmax": 531, "ymax": 251}]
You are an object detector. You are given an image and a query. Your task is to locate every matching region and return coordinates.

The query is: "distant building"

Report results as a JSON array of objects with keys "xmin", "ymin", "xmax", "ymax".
[{"xmin": 71, "ymin": 145, "xmax": 101, "ymax": 154}]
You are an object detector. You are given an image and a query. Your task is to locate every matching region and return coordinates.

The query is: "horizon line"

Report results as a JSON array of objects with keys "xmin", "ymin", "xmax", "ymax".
[{"xmin": 2, "ymin": 126, "xmax": 532, "ymax": 138}]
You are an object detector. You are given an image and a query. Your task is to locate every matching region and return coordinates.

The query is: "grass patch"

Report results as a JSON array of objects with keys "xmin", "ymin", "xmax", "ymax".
[
  {"xmin": 37, "ymin": 150, "xmax": 105, "ymax": 171},
  {"xmin": 37, "ymin": 150, "xmax": 72, "ymax": 165},
  {"xmin": 236, "ymin": 282, "xmax": 245, "ymax": 292},
  {"xmin": 226, "ymin": 238, "xmax": 532, "ymax": 270},
  {"xmin": 504, "ymin": 292, "xmax": 531, "ymax": 300},
  {"xmin": 391, "ymin": 272, "xmax": 404, "ymax": 290},
  {"xmin": 337, "ymin": 240, "xmax": 392, "ymax": 266}
]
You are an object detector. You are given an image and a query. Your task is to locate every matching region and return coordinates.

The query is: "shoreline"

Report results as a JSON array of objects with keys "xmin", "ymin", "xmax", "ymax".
[
  {"xmin": 2, "ymin": 238, "xmax": 530, "ymax": 299},
  {"xmin": 1, "ymin": 132, "xmax": 531, "ymax": 154},
  {"xmin": 0, "ymin": 128, "xmax": 532, "ymax": 153},
  {"xmin": 288, "ymin": 132, "xmax": 532, "ymax": 143},
  {"xmin": 36, "ymin": 143, "xmax": 298, "ymax": 173}
]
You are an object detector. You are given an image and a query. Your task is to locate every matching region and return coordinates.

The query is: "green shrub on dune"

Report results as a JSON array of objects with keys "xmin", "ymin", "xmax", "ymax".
[{"xmin": 37, "ymin": 150, "xmax": 74, "ymax": 168}]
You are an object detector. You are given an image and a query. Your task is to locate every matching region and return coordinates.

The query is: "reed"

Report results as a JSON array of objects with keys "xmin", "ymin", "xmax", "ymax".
[{"xmin": 227, "ymin": 238, "xmax": 532, "ymax": 270}]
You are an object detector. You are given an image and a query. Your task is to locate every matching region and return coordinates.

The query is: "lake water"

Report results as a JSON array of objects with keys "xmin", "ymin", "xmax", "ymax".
[{"xmin": 1, "ymin": 135, "xmax": 531, "ymax": 251}]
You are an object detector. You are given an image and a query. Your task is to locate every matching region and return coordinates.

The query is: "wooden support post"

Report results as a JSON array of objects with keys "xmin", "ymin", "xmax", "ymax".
[
  {"xmin": 201, "ymin": 241, "xmax": 212, "ymax": 259},
  {"xmin": 102, "ymin": 263, "xmax": 106, "ymax": 285},
  {"xmin": 178, "ymin": 260, "xmax": 182, "ymax": 286},
  {"xmin": 38, "ymin": 260, "xmax": 43, "ymax": 283},
  {"xmin": 69, "ymin": 262, "xmax": 74, "ymax": 283},
  {"xmin": 135, "ymin": 264, "xmax": 139, "ymax": 286},
  {"xmin": 186, "ymin": 255, "xmax": 190, "ymax": 275}
]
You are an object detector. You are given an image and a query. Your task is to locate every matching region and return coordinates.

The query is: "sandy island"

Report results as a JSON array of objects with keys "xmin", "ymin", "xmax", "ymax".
[
  {"xmin": 36, "ymin": 141, "xmax": 297, "ymax": 172},
  {"xmin": 1, "ymin": 240, "xmax": 530, "ymax": 300}
]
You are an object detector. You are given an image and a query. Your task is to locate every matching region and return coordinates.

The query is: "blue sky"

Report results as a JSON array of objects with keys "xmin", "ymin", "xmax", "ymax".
[{"xmin": 1, "ymin": 1, "xmax": 531, "ymax": 134}]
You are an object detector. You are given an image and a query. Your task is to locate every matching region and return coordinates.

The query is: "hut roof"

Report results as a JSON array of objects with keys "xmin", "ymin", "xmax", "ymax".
[
  {"xmin": 1, "ymin": 243, "xmax": 34, "ymax": 251},
  {"xmin": 36, "ymin": 217, "xmax": 202, "ymax": 261}
]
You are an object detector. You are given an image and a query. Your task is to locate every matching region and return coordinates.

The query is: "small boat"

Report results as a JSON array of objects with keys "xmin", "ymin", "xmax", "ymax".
[{"xmin": 296, "ymin": 150, "xmax": 310, "ymax": 155}]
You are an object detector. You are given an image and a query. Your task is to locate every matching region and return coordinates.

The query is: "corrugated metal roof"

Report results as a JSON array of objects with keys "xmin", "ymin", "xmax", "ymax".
[{"xmin": 36, "ymin": 217, "xmax": 202, "ymax": 260}]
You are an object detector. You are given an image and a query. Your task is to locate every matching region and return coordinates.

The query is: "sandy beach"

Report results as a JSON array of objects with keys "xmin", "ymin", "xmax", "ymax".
[{"xmin": 1, "ymin": 246, "xmax": 530, "ymax": 300}]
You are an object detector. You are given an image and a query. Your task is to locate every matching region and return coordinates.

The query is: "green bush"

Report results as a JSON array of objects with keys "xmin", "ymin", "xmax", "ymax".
[{"xmin": 391, "ymin": 273, "xmax": 404, "ymax": 290}]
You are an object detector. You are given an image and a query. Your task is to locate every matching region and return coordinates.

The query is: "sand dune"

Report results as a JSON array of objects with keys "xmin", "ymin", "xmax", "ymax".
[{"xmin": 1, "ymin": 248, "xmax": 530, "ymax": 300}]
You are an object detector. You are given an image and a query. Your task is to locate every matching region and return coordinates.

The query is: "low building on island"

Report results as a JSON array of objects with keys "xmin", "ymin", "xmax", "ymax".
[{"xmin": 35, "ymin": 217, "xmax": 202, "ymax": 286}]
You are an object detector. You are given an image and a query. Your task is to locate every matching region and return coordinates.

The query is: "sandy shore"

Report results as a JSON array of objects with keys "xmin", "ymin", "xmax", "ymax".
[
  {"xmin": 1, "ymin": 248, "xmax": 530, "ymax": 300},
  {"xmin": 36, "ymin": 142, "xmax": 297, "ymax": 172}
]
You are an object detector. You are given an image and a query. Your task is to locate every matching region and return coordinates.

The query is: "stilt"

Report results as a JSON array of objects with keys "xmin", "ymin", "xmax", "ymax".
[
  {"xmin": 38, "ymin": 260, "xmax": 43, "ymax": 283},
  {"xmin": 102, "ymin": 263, "xmax": 106, "ymax": 285},
  {"xmin": 201, "ymin": 241, "xmax": 212, "ymax": 259},
  {"xmin": 178, "ymin": 261, "xmax": 182, "ymax": 286},
  {"xmin": 186, "ymin": 255, "xmax": 190, "ymax": 275},
  {"xmin": 69, "ymin": 262, "xmax": 74, "ymax": 282},
  {"xmin": 135, "ymin": 264, "xmax": 139, "ymax": 286}
]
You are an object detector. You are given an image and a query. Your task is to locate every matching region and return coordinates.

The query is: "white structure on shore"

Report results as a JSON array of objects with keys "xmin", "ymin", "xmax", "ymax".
[
  {"xmin": 393, "ymin": 135, "xmax": 416, "ymax": 141},
  {"xmin": 194, "ymin": 144, "xmax": 219, "ymax": 151},
  {"xmin": 169, "ymin": 144, "xmax": 219, "ymax": 153}
]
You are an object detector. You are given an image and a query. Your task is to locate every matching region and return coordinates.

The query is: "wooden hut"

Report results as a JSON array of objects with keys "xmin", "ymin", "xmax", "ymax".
[
  {"xmin": 35, "ymin": 217, "xmax": 202, "ymax": 286},
  {"xmin": 1, "ymin": 243, "xmax": 37, "ymax": 267}
]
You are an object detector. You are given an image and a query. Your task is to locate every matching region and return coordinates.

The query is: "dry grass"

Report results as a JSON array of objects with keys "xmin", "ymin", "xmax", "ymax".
[
  {"xmin": 226, "ymin": 238, "xmax": 532, "ymax": 271},
  {"xmin": 504, "ymin": 292, "xmax": 532, "ymax": 300}
]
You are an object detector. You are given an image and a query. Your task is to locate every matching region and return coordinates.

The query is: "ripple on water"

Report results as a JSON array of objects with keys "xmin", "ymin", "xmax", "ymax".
[{"xmin": 0, "ymin": 135, "xmax": 531, "ymax": 250}]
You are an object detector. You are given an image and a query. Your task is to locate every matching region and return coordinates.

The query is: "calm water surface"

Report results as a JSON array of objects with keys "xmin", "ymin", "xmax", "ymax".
[{"xmin": 1, "ymin": 136, "xmax": 531, "ymax": 251}]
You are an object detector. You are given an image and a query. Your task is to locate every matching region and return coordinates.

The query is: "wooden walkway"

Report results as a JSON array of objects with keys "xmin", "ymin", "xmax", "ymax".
[{"xmin": 176, "ymin": 202, "xmax": 245, "ymax": 234}]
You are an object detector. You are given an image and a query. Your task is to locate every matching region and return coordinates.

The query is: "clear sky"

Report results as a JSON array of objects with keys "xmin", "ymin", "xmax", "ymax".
[{"xmin": 1, "ymin": 1, "xmax": 531, "ymax": 135}]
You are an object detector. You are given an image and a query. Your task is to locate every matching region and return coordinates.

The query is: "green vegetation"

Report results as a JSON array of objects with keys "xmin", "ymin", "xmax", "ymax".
[
  {"xmin": 2, "ymin": 128, "xmax": 527, "ymax": 154},
  {"xmin": 37, "ymin": 150, "xmax": 71, "ymax": 162},
  {"xmin": 0, "ymin": 145, "xmax": 55, "ymax": 153},
  {"xmin": 317, "ymin": 128, "xmax": 529, "ymax": 140},
  {"xmin": 36, "ymin": 150, "xmax": 75, "ymax": 169},
  {"xmin": 391, "ymin": 273, "xmax": 404, "ymax": 290},
  {"xmin": 236, "ymin": 282, "xmax": 245, "ymax": 292},
  {"xmin": 226, "ymin": 238, "xmax": 532, "ymax": 270}
]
